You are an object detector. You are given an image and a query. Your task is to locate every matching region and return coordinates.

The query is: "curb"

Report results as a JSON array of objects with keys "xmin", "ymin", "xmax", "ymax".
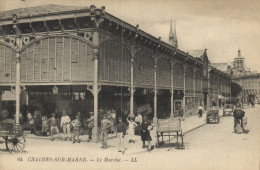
[
  {"xmin": 183, "ymin": 123, "xmax": 206, "ymax": 135},
  {"xmin": 183, "ymin": 111, "xmax": 224, "ymax": 135}
]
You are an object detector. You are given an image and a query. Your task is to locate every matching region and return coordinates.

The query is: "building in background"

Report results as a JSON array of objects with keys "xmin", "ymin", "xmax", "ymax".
[{"xmin": 231, "ymin": 49, "xmax": 260, "ymax": 104}]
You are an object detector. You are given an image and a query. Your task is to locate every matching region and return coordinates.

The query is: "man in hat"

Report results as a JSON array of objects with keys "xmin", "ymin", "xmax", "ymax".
[
  {"xmin": 48, "ymin": 113, "xmax": 59, "ymax": 141},
  {"xmin": 86, "ymin": 112, "xmax": 94, "ymax": 141},
  {"xmin": 233, "ymin": 104, "xmax": 248, "ymax": 133},
  {"xmin": 60, "ymin": 110, "xmax": 71, "ymax": 141},
  {"xmin": 100, "ymin": 114, "xmax": 113, "ymax": 149},
  {"xmin": 71, "ymin": 115, "xmax": 81, "ymax": 143}
]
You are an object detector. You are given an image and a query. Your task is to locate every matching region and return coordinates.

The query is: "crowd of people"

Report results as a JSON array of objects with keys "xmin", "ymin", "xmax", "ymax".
[
  {"xmin": 97, "ymin": 106, "xmax": 155, "ymax": 152},
  {"xmin": 1, "ymin": 99, "xmax": 254, "ymax": 153},
  {"xmin": 0, "ymin": 105, "xmax": 156, "ymax": 153}
]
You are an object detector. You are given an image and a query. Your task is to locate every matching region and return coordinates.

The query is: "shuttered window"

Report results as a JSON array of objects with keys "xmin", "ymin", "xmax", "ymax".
[
  {"xmin": 157, "ymin": 58, "xmax": 171, "ymax": 88},
  {"xmin": 19, "ymin": 36, "xmax": 94, "ymax": 83},
  {"xmin": 173, "ymin": 64, "xmax": 184, "ymax": 88},
  {"xmin": 99, "ymin": 40, "xmax": 131, "ymax": 83},
  {"xmin": 134, "ymin": 51, "xmax": 154, "ymax": 86},
  {"xmin": 0, "ymin": 44, "xmax": 16, "ymax": 83},
  {"xmin": 185, "ymin": 66, "xmax": 193, "ymax": 90}
]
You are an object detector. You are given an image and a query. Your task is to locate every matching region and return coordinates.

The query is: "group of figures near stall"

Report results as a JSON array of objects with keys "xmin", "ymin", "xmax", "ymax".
[{"xmin": 0, "ymin": 104, "xmax": 157, "ymax": 153}]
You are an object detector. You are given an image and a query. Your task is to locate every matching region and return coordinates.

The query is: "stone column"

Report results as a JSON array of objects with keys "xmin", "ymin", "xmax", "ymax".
[{"xmin": 153, "ymin": 64, "xmax": 158, "ymax": 123}]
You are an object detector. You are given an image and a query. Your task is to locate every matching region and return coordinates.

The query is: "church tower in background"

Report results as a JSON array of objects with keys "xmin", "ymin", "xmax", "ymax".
[
  {"xmin": 169, "ymin": 19, "xmax": 178, "ymax": 48},
  {"xmin": 233, "ymin": 49, "xmax": 245, "ymax": 73}
]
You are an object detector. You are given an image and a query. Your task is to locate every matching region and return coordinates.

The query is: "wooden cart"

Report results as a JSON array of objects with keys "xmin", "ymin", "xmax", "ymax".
[
  {"xmin": 157, "ymin": 117, "xmax": 184, "ymax": 149},
  {"xmin": 0, "ymin": 123, "xmax": 26, "ymax": 153},
  {"xmin": 206, "ymin": 110, "xmax": 220, "ymax": 124}
]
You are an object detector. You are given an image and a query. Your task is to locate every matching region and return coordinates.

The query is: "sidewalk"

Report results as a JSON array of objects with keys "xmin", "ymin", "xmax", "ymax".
[{"xmin": 25, "ymin": 109, "xmax": 223, "ymax": 154}]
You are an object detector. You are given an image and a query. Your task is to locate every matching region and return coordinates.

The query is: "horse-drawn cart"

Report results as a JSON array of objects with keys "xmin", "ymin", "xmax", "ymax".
[
  {"xmin": 0, "ymin": 123, "xmax": 26, "ymax": 153},
  {"xmin": 223, "ymin": 104, "xmax": 233, "ymax": 116},
  {"xmin": 206, "ymin": 110, "xmax": 220, "ymax": 124},
  {"xmin": 156, "ymin": 117, "xmax": 184, "ymax": 149}
]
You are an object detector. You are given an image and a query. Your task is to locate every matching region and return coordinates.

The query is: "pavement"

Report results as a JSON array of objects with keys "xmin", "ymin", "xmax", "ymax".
[
  {"xmin": 23, "ymin": 108, "xmax": 224, "ymax": 155},
  {"xmin": 1, "ymin": 107, "xmax": 258, "ymax": 170}
]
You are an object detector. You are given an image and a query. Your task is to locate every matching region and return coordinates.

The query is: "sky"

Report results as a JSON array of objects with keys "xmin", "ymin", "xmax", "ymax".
[{"xmin": 1, "ymin": 0, "xmax": 260, "ymax": 72}]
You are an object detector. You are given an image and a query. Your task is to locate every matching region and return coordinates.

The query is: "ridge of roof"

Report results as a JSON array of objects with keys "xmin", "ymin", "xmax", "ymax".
[
  {"xmin": 0, "ymin": 4, "xmax": 203, "ymax": 65},
  {"xmin": 211, "ymin": 63, "xmax": 229, "ymax": 72},
  {"xmin": 0, "ymin": 4, "xmax": 89, "ymax": 19}
]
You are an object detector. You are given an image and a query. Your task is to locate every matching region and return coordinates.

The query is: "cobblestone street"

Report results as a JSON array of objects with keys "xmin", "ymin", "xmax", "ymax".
[{"xmin": 0, "ymin": 107, "xmax": 259, "ymax": 170}]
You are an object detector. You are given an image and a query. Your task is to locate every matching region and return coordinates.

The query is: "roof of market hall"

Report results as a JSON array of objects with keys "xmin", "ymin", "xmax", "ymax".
[
  {"xmin": 0, "ymin": 4, "xmax": 202, "ymax": 63},
  {"xmin": 0, "ymin": 4, "xmax": 90, "ymax": 19},
  {"xmin": 0, "ymin": 4, "xmax": 230, "ymax": 79}
]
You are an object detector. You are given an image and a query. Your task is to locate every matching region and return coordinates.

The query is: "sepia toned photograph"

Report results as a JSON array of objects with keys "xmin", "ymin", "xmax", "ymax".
[{"xmin": 0, "ymin": 0, "xmax": 259, "ymax": 169}]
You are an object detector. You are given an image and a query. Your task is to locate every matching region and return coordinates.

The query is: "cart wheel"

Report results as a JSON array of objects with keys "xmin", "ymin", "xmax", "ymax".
[{"xmin": 6, "ymin": 135, "xmax": 26, "ymax": 153}]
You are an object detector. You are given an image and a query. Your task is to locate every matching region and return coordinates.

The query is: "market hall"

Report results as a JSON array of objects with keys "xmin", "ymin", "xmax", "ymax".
[{"xmin": 0, "ymin": 4, "xmax": 231, "ymax": 141}]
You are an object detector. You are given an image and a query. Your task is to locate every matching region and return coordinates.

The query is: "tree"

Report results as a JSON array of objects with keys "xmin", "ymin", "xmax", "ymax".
[{"xmin": 231, "ymin": 82, "xmax": 242, "ymax": 97}]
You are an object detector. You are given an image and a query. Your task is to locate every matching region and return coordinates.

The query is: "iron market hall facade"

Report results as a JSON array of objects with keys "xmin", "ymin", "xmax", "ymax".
[{"xmin": 0, "ymin": 4, "xmax": 231, "ymax": 141}]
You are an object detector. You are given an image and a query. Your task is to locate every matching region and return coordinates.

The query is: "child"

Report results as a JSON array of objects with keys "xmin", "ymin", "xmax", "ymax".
[
  {"xmin": 141, "ymin": 116, "xmax": 152, "ymax": 152},
  {"xmin": 71, "ymin": 115, "xmax": 81, "ymax": 143},
  {"xmin": 48, "ymin": 113, "xmax": 59, "ymax": 141},
  {"xmin": 149, "ymin": 122, "xmax": 157, "ymax": 150},
  {"xmin": 127, "ymin": 119, "xmax": 137, "ymax": 143},
  {"xmin": 117, "ymin": 117, "xmax": 127, "ymax": 153},
  {"xmin": 42, "ymin": 115, "xmax": 49, "ymax": 137},
  {"xmin": 100, "ymin": 114, "xmax": 113, "ymax": 149}
]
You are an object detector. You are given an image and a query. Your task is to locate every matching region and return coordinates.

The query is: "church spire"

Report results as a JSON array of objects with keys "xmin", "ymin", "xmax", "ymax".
[
  {"xmin": 173, "ymin": 19, "xmax": 178, "ymax": 48},
  {"xmin": 169, "ymin": 19, "xmax": 174, "ymax": 41},
  {"xmin": 169, "ymin": 19, "xmax": 178, "ymax": 48}
]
